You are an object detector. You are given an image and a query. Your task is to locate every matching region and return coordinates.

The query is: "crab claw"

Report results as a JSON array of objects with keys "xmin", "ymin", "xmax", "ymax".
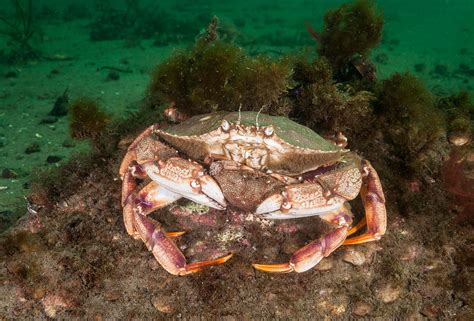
[
  {"xmin": 255, "ymin": 193, "xmax": 284, "ymax": 215},
  {"xmin": 143, "ymin": 158, "xmax": 226, "ymax": 210},
  {"xmin": 256, "ymin": 183, "xmax": 345, "ymax": 219}
]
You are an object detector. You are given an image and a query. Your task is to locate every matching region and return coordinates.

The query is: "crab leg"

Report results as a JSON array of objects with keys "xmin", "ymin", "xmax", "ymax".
[
  {"xmin": 133, "ymin": 212, "xmax": 232, "ymax": 275},
  {"xmin": 343, "ymin": 160, "xmax": 386, "ymax": 245},
  {"xmin": 119, "ymin": 124, "xmax": 160, "ymax": 178},
  {"xmin": 253, "ymin": 208, "xmax": 351, "ymax": 273},
  {"xmin": 123, "ymin": 180, "xmax": 182, "ymax": 238}
]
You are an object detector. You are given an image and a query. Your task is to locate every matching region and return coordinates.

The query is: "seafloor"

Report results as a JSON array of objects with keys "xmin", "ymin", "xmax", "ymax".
[{"xmin": 0, "ymin": 0, "xmax": 473, "ymax": 319}]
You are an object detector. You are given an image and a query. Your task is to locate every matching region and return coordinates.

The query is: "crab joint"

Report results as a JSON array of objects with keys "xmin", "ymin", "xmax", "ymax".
[{"xmin": 221, "ymin": 120, "xmax": 230, "ymax": 132}]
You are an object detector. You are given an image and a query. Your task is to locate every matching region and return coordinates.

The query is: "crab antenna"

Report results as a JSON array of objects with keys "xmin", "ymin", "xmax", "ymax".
[
  {"xmin": 237, "ymin": 103, "xmax": 242, "ymax": 125},
  {"xmin": 255, "ymin": 105, "xmax": 265, "ymax": 129}
]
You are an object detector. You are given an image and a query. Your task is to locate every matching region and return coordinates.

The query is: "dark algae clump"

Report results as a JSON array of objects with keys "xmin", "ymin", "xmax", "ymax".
[
  {"xmin": 0, "ymin": 0, "xmax": 42, "ymax": 64},
  {"xmin": 377, "ymin": 72, "xmax": 447, "ymax": 179},
  {"xmin": 147, "ymin": 18, "xmax": 291, "ymax": 116},
  {"xmin": 316, "ymin": 0, "xmax": 384, "ymax": 78},
  {"xmin": 69, "ymin": 97, "xmax": 110, "ymax": 144}
]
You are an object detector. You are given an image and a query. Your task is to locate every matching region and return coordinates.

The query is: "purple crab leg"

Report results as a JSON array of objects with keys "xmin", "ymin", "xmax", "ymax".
[{"xmin": 253, "ymin": 207, "xmax": 351, "ymax": 273}]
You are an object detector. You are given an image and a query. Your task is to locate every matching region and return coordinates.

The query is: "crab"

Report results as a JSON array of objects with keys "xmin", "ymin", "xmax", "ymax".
[{"xmin": 119, "ymin": 111, "xmax": 386, "ymax": 276}]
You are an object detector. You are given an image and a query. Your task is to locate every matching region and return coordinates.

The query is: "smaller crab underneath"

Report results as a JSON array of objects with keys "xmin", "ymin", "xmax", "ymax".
[{"xmin": 119, "ymin": 111, "xmax": 386, "ymax": 275}]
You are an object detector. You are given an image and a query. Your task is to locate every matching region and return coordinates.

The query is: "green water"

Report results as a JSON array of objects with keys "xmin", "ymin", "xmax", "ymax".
[{"xmin": 0, "ymin": 0, "xmax": 472, "ymax": 225}]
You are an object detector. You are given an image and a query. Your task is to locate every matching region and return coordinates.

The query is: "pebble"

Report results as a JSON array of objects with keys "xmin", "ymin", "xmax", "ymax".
[
  {"xmin": 374, "ymin": 281, "xmax": 402, "ymax": 303},
  {"xmin": 107, "ymin": 70, "xmax": 120, "ymax": 81},
  {"xmin": 315, "ymin": 258, "xmax": 333, "ymax": 271},
  {"xmin": 4, "ymin": 71, "xmax": 18, "ymax": 78},
  {"xmin": 151, "ymin": 297, "xmax": 174, "ymax": 313},
  {"xmin": 62, "ymin": 138, "xmax": 76, "ymax": 148},
  {"xmin": 352, "ymin": 301, "xmax": 372, "ymax": 316},
  {"xmin": 1, "ymin": 168, "xmax": 18, "ymax": 179},
  {"xmin": 420, "ymin": 303, "xmax": 440, "ymax": 318},
  {"xmin": 46, "ymin": 155, "xmax": 63, "ymax": 163},
  {"xmin": 42, "ymin": 293, "xmax": 76, "ymax": 318},
  {"xmin": 25, "ymin": 142, "xmax": 41, "ymax": 154},
  {"xmin": 48, "ymin": 89, "xmax": 69, "ymax": 117},
  {"xmin": 448, "ymin": 131, "xmax": 470, "ymax": 146},
  {"xmin": 104, "ymin": 290, "xmax": 121, "ymax": 302},
  {"xmin": 40, "ymin": 115, "xmax": 58, "ymax": 124},
  {"xmin": 281, "ymin": 240, "xmax": 299, "ymax": 255},
  {"xmin": 342, "ymin": 248, "xmax": 366, "ymax": 266}
]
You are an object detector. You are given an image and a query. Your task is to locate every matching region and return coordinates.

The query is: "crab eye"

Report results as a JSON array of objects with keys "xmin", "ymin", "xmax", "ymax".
[
  {"xmin": 190, "ymin": 180, "xmax": 200, "ymax": 189},
  {"xmin": 221, "ymin": 120, "xmax": 230, "ymax": 132},
  {"xmin": 264, "ymin": 125, "xmax": 274, "ymax": 137},
  {"xmin": 281, "ymin": 201, "xmax": 292, "ymax": 210}
]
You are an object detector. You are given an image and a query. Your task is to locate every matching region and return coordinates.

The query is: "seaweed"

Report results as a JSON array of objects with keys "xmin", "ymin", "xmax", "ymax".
[
  {"xmin": 437, "ymin": 91, "xmax": 473, "ymax": 145},
  {"xmin": 0, "ymin": 0, "xmax": 41, "ymax": 63},
  {"xmin": 315, "ymin": 0, "xmax": 383, "ymax": 78},
  {"xmin": 69, "ymin": 97, "xmax": 110, "ymax": 146},
  {"xmin": 376, "ymin": 72, "xmax": 447, "ymax": 179},
  {"xmin": 147, "ymin": 34, "xmax": 291, "ymax": 116},
  {"xmin": 289, "ymin": 54, "xmax": 374, "ymax": 137}
]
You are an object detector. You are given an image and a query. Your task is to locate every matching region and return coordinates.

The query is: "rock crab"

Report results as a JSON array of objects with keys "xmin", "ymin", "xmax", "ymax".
[{"xmin": 119, "ymin": 111, "xmax": 386, "ymax": 275}]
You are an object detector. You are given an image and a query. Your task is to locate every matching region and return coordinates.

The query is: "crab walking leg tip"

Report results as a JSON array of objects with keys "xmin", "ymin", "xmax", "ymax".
[
  {"xmin": 343, "ymin": 233, "xmax": 381, "ymax": 245},
  {"xmin": 347, "ymin": 217, "xmax": 367, "ymax": 236},
  {"xmin": 252, "ymin": 263, "xmax": 294, "ymax": 273},
  {"xmin": 165, "ymin": 231, "xmax": 186, "ymax": 238},
  {"xmin": 183, "ymin": 253, "xmax": 234, "ymax": 275}
]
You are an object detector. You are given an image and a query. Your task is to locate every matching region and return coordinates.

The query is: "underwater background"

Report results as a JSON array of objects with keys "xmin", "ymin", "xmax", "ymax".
[{"xmin": 0, "ymin": 0, "xmax": 473, "ymax": 319}]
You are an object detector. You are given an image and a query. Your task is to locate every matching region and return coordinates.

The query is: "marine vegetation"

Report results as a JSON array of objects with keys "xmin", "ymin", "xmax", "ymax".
[
  {"xmin": 69, "ymin": 97, "xmax": 110, "ymax": 146},
  {"xmin": 437, "ymin": 91, "xmax": 473, "ymax": 146},
  {"xmin": 307, "ymin": 0, "xmax": 383, "ymax": 81},
  {"xmin": 289, "ymin": 55, "xmax": 375, "ymax": 138},
  {"xmin": 147, "ymin": 39, "xmax": 290, "ymax": 115},
  {"xmin": 376, "ymin": 72, "xmax": 447, "ymax": 180},
  {"xmin": 119, "ymin": 111, "xmax": 386, "ymax": 275},
  {"xmin": 0, "ymin": 0, "xmax": 41, "ymax": 63}
]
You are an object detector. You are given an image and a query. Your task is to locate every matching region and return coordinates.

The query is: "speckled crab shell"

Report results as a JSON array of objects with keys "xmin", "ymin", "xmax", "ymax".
[{"xmin": 154, "ymin": 111, "xmax": 350, "ymax": 175}]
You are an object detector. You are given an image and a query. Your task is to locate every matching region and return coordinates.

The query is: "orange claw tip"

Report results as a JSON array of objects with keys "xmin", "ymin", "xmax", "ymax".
[
  {"xmin": 252, "ymin": 263, "xmax": 294, "ymax": 273},
  {"xmin": 165, "ymin": 231, "xmax": 186, "ymax": 238},
  {"xmin": 183, "ymin": 253, "xmax": 234, "ymax": 274}
]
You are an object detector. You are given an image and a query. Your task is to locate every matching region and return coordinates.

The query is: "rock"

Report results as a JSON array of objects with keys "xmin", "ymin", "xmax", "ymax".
[
  {"xmin": 433, "ymin": 64, "xmax": 449, "ymax": 77},
  {"xmin": 4, "ymin": 71, "xmax": 18, "ymax": 78},
  {"xmin": 352, "ymin": 301, "xmax": 372, "ymax": 316},
  {"xmin": 314, "ymin": 258, "xmax": 333, "ymax": 271},
  {"xmin": 281, "ymin": 240, "xmax": 299, "ymax": 255},
  {"xmin": 40, "ymin": 115, "xmax": 58, "ymax": 124},
  {"xmin": 48, "ymin": 89, "xmax": 69, "ymax": 117},
  {"xmin": 448, "ymin": 131, "xmax": 470, "ymax": 146},
  {"xmin": 42, "ymin": 293, "xmax": 76, "ymax": 318},
  {"xmin": 420, "ymin": 303, "xmax": 440, "ymax": 318},
  {"xmin": 374, "ymin": 281, "xmax": 402, "ymax": 303},
  {"xmin": 106, "ymin": 70, "xmax": 120, "ymax": 81},
  {"xmin": 414, "ymin": 63, "xmax": 426, "ymax": 73},
  {"xmin": 25, "ymin": 142, "xmax": 41, "ymax": 154},
  {"xmin": 151, "ymin": 297, "xmax": 174, "ymax": 313},
  {"xmin": 1, "ymin": 168, "xmax": 18, "ymax": 179},
  {"xmin": 46, "ymin": 155, "xmax": 63, "ymax": 163},
  {"xmin": 342, "ymin": 248, "xmax": 366, "ymax": 266},
  {"xmin": 62, "ymin": 138, "xmax": 76, "ymax": 148},
  {"xmin": 104, "ymin": 290, "xmax": 121, "ymax": 302}
]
